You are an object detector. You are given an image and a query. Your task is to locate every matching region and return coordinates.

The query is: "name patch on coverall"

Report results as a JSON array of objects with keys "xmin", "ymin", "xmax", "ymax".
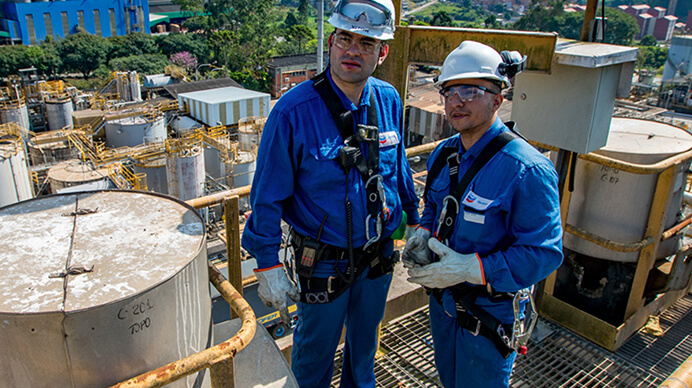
[{"xmin": 462, "ymin": 191, "xmax": 493, "ymax": 224}]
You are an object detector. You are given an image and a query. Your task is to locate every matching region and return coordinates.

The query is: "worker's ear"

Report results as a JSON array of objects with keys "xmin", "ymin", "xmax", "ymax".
[{"xmin": 377, "ymin": 43, "xmax": 389, "ymax": 65}]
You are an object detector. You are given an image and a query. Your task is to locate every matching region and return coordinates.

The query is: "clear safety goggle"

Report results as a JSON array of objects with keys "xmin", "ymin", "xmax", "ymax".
[
  {"xmin": 439, "ymin": 84, "xmax": 497, "ymax": 104},
  {"xmin": 335, "ymin": 0, "xmax": 393, "ymax": 27}
]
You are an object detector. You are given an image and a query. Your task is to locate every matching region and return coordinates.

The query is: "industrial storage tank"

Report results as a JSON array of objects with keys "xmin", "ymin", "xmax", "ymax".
[
  {"xmin": 166, "ymin": 138, "xmax": 205, "ymax": 201},
  {"xmin": 237, "ymin": 116, "xmax": 264, "ymax": 152},
  {"xmin": 46, "ymin": 159, "xmax": 110, "ymax": 194},
  {"xmin": 0, "ymin": 190, "xmax": 210, "ymax": 387},
  {"xmin": 27, "ymin": 130, "xmax": 80, "ymax": 165},
  {"xmin": 133, "ymin": 154, "xmax": 168, "ymax": 195},
  {"xmin": 0, "ymin": 99, "xmax": 30, "ymax": 135},
  {"xmin": 0, "ymin": 130, "xmax": 33, "ymax": 206},
  {"xmin": 45, "ymin": 96, "xmax": 74, "ymax": 131},
  {"xmin": 563, "ymin": 117, "xmax": 692, "ymax": 263},
  {"xmin": 233, "ymin": 150, "xmax": 256, "ymax": 189},
  {"xmin": 104, "ymin": 110, "xmax": 166, "ymax": 148}
]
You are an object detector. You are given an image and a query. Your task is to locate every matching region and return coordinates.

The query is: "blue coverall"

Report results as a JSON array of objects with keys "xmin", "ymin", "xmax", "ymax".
[
  {"xmin": 420, "ymin": 118, "xmax": 563, "ymax": 387},
  {"xmin": 242, "ymin": 69, "xmax": 420, "ymax": 388}
]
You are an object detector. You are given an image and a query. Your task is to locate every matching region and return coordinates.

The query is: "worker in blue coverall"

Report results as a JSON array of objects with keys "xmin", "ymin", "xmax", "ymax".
[
  {"xmin": 402, "ymin": 41, "xmax": 564, "ymax": 387},
  {"xmin": 241, "ymin": 0, "xmax": 420, "ymax": 386}
]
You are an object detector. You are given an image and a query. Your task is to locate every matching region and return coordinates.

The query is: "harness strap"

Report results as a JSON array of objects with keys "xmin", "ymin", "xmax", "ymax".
[
  {"xmin": 293, "ymin": 230, "xmax": 395, "ymax": 303},
  {"xmin": 432, "ymin": 285, "xmax": 515, "ymax": 358},
  {"xmin": 436, "ymin": 131, "xmax": 518, "ymax": 244},
  {"xmin": 312, "ymin": 70, "xmax": 387, "ymax": 270}
]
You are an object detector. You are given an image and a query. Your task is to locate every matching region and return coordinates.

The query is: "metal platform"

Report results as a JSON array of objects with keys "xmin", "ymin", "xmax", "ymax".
[{"xmin": 331, "ymin": 294, "xmax": 692, "ymax": 387}]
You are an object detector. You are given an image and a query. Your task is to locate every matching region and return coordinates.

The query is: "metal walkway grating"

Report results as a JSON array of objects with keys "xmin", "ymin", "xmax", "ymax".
[{"xmin": 331, "ymin": 294, "xmax": 692, "ymax": 387}]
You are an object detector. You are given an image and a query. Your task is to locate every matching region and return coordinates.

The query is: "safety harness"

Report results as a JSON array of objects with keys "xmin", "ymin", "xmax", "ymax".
[
  {"xmin": 290, "ymin": 70, "xmax": 396, "ymax": 304},
  {"xmin": 426, "ymin": 125, "xmax": 537, "ymax": 358}
]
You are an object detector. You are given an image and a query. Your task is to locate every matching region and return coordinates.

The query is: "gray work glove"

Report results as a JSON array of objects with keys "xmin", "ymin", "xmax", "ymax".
[
  {"xmin": 401, "ymin": 227, "xmax": 432, "ymax": 268},
  {"xmin": 407, "ymin": 238, "xmax": 485, "ymax": 288},
  {"xmin": 254, "ymin": 265, "xmax": 300, "ymax": 324}
]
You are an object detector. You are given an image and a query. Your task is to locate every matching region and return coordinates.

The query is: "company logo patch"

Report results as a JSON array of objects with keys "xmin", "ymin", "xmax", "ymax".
[
  {"xmin": 379, "ymin": 131, "xmax": 399, "ymax": 147},
  {"xmin": 462, "ymin": 190, "xmax": 494, "ymax": 211}
]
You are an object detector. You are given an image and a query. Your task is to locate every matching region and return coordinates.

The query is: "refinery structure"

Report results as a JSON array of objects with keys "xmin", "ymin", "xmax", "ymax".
[
  {"xmin": 0, "ymin": 69, "xmax": 268, "ymax": 211},
  {"xmin": 4, "ymin": 1, "xmax": 692, "ymax": 388}
]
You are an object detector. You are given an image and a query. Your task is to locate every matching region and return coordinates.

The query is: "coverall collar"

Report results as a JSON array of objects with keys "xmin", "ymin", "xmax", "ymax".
[
  {"xmin": 458, "ymin": 116, "xmax": 506, "ymax": 160},
  {"xmin": 326, "ymin": 67, "xmax": 373, "ymax": 112}
]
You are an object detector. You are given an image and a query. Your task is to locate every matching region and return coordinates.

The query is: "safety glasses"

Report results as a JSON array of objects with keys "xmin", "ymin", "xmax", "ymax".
[
  {"xmin": 439, "ymin": 84, "xmax": 497, "ymax": 103},
  {"xmin": 335, "ymin": 0, "xmax": 393, "ymax": 27},
  {"xmin": 333, "ymin": 33, "xmax": 381, "ymax": 55}
]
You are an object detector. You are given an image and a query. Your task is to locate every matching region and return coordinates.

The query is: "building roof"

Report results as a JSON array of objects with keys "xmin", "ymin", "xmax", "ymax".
[
  {"xmin": 178, "ymin": 86, "xmax": 270, "ymax": 104},
  {"xmin": 266, "ymin": 53, "xmax": 329, "ymax": 69},
  {"xmin": 164, "ymin": 78, "xmax": 242, "ymax": 99}
]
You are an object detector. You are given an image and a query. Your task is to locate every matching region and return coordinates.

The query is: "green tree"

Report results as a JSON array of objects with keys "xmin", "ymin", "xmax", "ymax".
[
  {"xmin": 109, "ymin": 54, "xmax": 169, "ymax": 75},
  {"xmin": 639, "ymin": 34, "xmax": 657, "ymax": 46},
  {"xmin": 284, "ymin": 24, "xmax": 314, "ymax": 54},
  {"xmin": 284, "ymin": 11, "xmax": 299, "ymax": 29},
  {"xmin": 155, "ymin": 32, "xmax": 211, "ymax": 63},
  {"xmin": 108, "ymin": 32, "xmax": 158, "ymax": 60},
  {"xmin": 602, "ymin": 8, "xmax": 639, "ymax": 46},
  {"xmin": 297, "ymin": 0, "xmax": 310, "ymax": 23},
  {"xmin": 58, "ymin": 32, "xmax": 110, "ymax": 79},
  {"xmin": 431, "ymin": 10, "xmax": 454, "ymax": 27}
]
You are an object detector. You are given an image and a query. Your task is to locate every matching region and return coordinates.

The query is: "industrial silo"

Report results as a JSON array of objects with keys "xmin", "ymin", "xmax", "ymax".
[
  {"xmin": 133, "ymin": 154, "xmax": 168, "ymax": 195},
  {"xmin": 45, "ymin": 96, "xmax": 74, "ymax": 131},
  {"xmin": 0, "ymin": 190, "xmax": 210, "ymax": 387},
  {"xmin": 46, "ymin": 159, "xmax": 110, "ymax": 194},
  {"xmin": 166, "ymin": 137, "xmax": 205, "ymax": 201},
  {"xmin": 233, "ymin": 117, "xmax": 262, "ymax": 189},
  {"xmin": 563, "ymin": 118, "xmax": 692, "ymax": 263},
  {"xmin": 27, "ymin": 130, "xmax": 80, "ymax": 166},
  {"xmin": 0, "ymin": 99, "xmax": 30, "ymax": 135},
  {"xmin": 105, "ymin": 110, "xmax": 166, "ymax": 148},
  {"xmin": 554, "ymin": 117, "xmax": 692, "ymax": 325},
  {"xmin": 0, "ymin": 130, "xmax": 33, "ymax": 206}
]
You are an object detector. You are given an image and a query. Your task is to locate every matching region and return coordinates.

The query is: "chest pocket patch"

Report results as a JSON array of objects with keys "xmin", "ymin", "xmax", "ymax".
[{"xmin": 379, "ymin": 131, "xmax": 399, "ymax": 148}]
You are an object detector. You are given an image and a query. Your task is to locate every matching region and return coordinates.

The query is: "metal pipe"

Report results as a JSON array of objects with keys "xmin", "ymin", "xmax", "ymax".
[
  {"xmin": 563, "ymin": 223, "xmax": 656, "ymax": 253},
  {"xmin": 661, "ymin": 213, "xmax": 692, "ymax": 242},
  {"xmin": 532, "ymin": 140, "xmax": 692, "ymax": 175},
  {"xmin": 659, "ymin": 353, "xmax": 692, "ymax": 388},
  {"xmin": 110, "ymin": 262, "xmax": 256, "ymax": 388}
]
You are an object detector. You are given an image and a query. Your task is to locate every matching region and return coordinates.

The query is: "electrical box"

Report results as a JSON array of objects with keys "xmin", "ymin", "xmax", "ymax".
[{"xmin": 511, "ymin": 40, "xmax": 638, "ymax": 154}]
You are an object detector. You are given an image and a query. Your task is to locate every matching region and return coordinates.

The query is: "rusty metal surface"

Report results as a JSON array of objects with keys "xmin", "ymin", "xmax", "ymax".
[
  {"xmin": 110, "ymin": 262, "xmax": 256, "ymax": 388},
  {"xmin": 403, "ymin": 26, "xmax": 557, "ymax": 72}
]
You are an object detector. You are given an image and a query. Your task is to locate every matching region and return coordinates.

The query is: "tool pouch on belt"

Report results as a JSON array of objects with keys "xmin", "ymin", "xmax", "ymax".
[{"xmin": 292, "ymin": 233, "xmax": 322, "ymax": 278}]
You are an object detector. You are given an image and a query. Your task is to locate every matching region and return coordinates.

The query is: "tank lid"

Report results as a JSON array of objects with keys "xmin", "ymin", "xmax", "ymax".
[
  {"xmin": 47, "ymin": 159, "xmax": 110, "ymax": 183},
  {"xmin": 599, "ymin": 117, "xmax": 692, "ymax": 156},
  {"xmin": 0, "ymin": 191, "xmax": 205, "ymax": 314}
]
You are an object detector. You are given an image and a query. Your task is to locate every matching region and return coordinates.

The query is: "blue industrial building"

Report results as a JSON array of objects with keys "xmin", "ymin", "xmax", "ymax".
[{"xmin": 0, "ymin": 0, "xmax": 150, "ymax": 45}]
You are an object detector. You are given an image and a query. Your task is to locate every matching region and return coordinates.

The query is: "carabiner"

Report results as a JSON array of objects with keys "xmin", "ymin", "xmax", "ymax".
[
  {"xmin": 364, "ymin": 213, "xmax": 383, "ymax": 250},
  {"xmin": 511, "ymin": 287, "xmax": 537, "ymax": 352}
]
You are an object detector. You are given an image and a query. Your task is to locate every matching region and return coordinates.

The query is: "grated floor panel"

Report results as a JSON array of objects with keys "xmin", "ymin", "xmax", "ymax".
[{"xmin": 331, "ymin": 294, "xmax": 692, "ymax": 387}]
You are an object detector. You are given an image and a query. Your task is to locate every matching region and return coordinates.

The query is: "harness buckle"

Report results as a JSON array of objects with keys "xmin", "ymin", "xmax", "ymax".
[
  {"xmin": 436, "ymin": 195, "xmax": 459, "ymax": 244},
  {"xmin": 469, "ymin": 318, "xmax": 482, "ymax": 336},
  {"xmin": 327, "ymin": 276, "xmax": 338, "ymax": 294}
]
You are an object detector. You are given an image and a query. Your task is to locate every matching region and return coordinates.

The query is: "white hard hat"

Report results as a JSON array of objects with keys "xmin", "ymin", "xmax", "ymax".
[
  {"xmin": 328, "ymin": 0, "xmax": 396, "ymax": 41},
  {"xmin": 435, "ymin": 41, "xmax": 511, "ymax": 89}
]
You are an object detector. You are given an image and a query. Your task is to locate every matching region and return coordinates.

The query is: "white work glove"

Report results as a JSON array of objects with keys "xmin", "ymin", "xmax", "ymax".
[
  {"xmin": 254, "ymin": 265, "xmax": 300, "ymax": 324},
  {"xmin": 407, "ymin": 238, "xmax": 485, "ymax": 288},
  {"xmin": 401, "ymin": 227, "xmax": 432, "ymax": 268},
  {"xmin": 404, "ymin": 224, "xmax": 419, "ymax": 241}
]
